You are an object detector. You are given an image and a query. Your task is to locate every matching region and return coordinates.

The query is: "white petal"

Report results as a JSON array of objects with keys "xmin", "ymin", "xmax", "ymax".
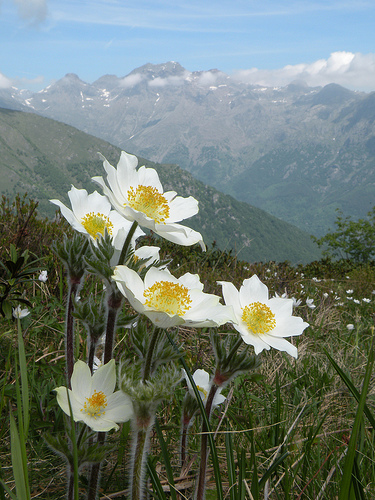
[
  {"xmin": 263, "ymin": 335, "xmax": 298, "ymax": 358},
  {"xmin": 167, "ymin": 195, "xmax": 199, "ymax": 223},
  {"xmin": 240, "ymin": 275, "xmax": 269, "ymax": 305},
  {"xmin": 50, "ymin": 199, "xmax": 83, "ymax": 232},
  {"xmin": 92, "ymin": 359, "xmax": 116, "ymax": 395},
  {"xmin": 136, "ymin": 165, "xmax": 164, "ymax": 192},
  {"xmin": 55, "ymin": 387, "xmax": 84, "ymax": 421},
  {"xmin": 105, "ymin": 391, "xmax": 134, "ymax": 423},
  {"xmin": 213, "ymin": 391, "xmax": 226, "ymax": 406},
  {"xmin": 193, "ymin": 369, "xmax": 210, "ymax": 390},
  {"xmin": 81, "ymin": 414, "xmax": 119, "ymax": 432},
  {"xmin": 113, "ymin": 266, "xmax": 145, "ymax": 302},
  {"xmin": 155, "ymin": 223, "xmax": 205, "ymax": 249},
  {"xmin": 71, "ymin": 360, "xmax": 92, "ymax": 402},
  {"xmin": 179, "ymin": 273, "xmax": 204, "ymax": 291},
  {"xmin": 219, "ymin": 281, "xmax": 242, "ymax": 319},
  {"xmin": 144, "ymin": 310, "xmax": 184, "ymax": 328}
]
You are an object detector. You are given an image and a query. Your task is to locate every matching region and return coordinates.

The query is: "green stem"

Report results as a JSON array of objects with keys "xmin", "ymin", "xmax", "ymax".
[
  {"xmin": 16, "ymin": 317, "xmax": 29, "ymax": 438},
  {"xmin": 117, "ymin": 221, "xmax": 139, "ymax": 267},
  {"xmin": 66, "ymin": 280, "xmax": 80, "ymax": 387},
  {"xmin": 103, "ymin": 289, "xmax": 123, "ymax": 364},
  {"xmin": 142, "ymin": 326, "xmax": 160, "ymax": 382},
  {"xmin": 195, "ymin": 384, "xmax": 218, "ymax": 500}
]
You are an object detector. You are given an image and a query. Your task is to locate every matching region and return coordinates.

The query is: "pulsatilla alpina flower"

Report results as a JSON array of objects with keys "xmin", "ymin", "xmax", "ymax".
[
  {"xmin": 112, "ymin": 266, "xmax": 235, "ymax": 329},
  {"xmin": 50, "ymin": 186, "xmax": 144, "ymax": 248},
  {"xmin": 219, "ymin": 275, "xmax": 308, "ymax": 358},
  {"xmin": 183, "ymin": 369, "xmax": 226, "ymax": 407},
  {"xmin": 92, "ymin": 151, "xmax": 205, "ymax": 249},
  {"xmin": 54, "ymin": 360, "xmax": 133, "ymax": 432}
]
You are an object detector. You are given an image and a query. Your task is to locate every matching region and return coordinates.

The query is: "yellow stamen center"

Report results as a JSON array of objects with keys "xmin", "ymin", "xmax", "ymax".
[
  {"xmin": 127, "ymin": 185, "xmax": 170, "ymax": 224},
  {"xmin": 144, "ymin": 281, "xmax": 192, "ymax": 316},
  {"xmin": 81, "ymin": 212, "xmax": 113, "ymax": 239},
  {"xmin": 241, "ymin": 302, "xmax": 276, "ymax": 334},
  {"xmin": 197, "ymin": 385, "xmax": 208, "ymax": 399},
  {"xmin": 81, "ymin": 390, "xmax": 107, "ymax": 418}
]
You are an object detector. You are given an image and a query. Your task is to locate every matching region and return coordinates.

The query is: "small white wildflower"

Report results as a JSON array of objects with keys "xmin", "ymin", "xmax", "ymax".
[
  {"xmin": 353, "ymin": 299, "xmax": 360, "ymax": 304},
  {"xmin": 323, "ymin": 293, "xmax": 329, "ymax": 298},
  {"xmin": 346, "ymin": 324, "xmax": 355, "ymax": 331},
  {"xmin": 346, "ymin": 289, "xmax": 353, "ymax": 294},
  {"xmin": 347, "ymin": 296, "xmax": 353, "ymax": 300},
  {"xmin": 13, "ymin": 305, "xmax": 30, "ymax": 319},
  {"xmin": 363, "ymin": 298, "xmax": 371, "ymax": 303},
  {"xmin": 306, "ymin": 298, "xmax": 316, "ymax": 309},
  {"xmin": 38, "ymin": 270, "xmax": 48, "ymax": 282},
  {"xmin": 292, "ymin": 297, "xmax": 302, "ymax": 307}
]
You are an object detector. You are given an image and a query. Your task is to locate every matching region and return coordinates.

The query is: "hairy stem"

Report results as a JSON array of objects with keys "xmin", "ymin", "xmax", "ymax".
[
  {"xmin": 66, "ymin": 280, "xmax": 80, "ymax": 387},
  {"xmin": 195, "ymin": 384, "xmax": 218, "ymax": 500},
  {"xmin": 131, "ymin": 424, "xmax": 151, "ymax": 500}
]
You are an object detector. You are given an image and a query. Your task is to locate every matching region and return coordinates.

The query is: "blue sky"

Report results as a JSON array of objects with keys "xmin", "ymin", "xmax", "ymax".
[{"xmin": 1, "ymin": 0, "xmax": 375, "ymax": 92}]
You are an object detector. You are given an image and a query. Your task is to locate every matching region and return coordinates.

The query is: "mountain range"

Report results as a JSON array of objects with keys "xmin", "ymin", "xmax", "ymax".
[
  {"xmin": 2, "ymin": 61, "xmax": 374, "ymax": 236},
  {"xmin": 0, "ymin": 107, "xmax": 321, "ymax": 264}
]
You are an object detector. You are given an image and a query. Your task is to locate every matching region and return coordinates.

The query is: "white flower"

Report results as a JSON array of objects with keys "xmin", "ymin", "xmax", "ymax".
[
  {"xmin": 92, "ymin": 151, "xmax": 205, "ymax": 249},
  {"xmin": 38, "ymin": 270, "xmax": 48, "ymax": 282},
  {"xmin": 363, "ymin": 298, "xmax": 371, "ymax": 303},
  {"xmin": 291, "ymin": 297, "xmax": 302, "ymax": 307},
  {"xmin": 50, "ymin": 186, "xmax": 144, "ymax": 249},
  {"xmin": 306, "ymin": 298, "xmax": 316, "ymax": 309},
  {"xmin": 12, "ymin": 305, "xmax": 30, "ymax": 319},
  {"xmin": 183, "ymin": 369, "xmax": 226, "ymax": 406},
  {"xmin": 323, "ymin": 293, "xmax": 329, "ymax": 298},
  {"xmin": 112, "ymin": 265, "xmax": 235, "ymax": 329},
  {"xmin": 133, "ymin": 246, "xmax": 161, "ymax": 267},
  {"xmin": 346, "ymin": 324, "xmax": 355, "ymax": 331},
  {"xmin": 54, "ymin": 360, "xmax": 133, "ymax": 432},
  {"xmin": 219, "ymin": 275, "xmax": 309, "ymax": 358},
  {"xmin": 346, "ymin": 289, "xmax": 353, "ymax": 294},
  {"xmin": 353, "ymin": 299, "xmax": 360, "ymax": 304}
]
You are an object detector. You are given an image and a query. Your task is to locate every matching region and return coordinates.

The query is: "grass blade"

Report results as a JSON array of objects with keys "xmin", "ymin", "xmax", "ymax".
[
  {"xmin": 147, "ymin": 456, "xmax": 168, "ymax": 500},
  {"xmin": 325, "ymin": 348, "xmax": 375, "ymax": 431},
  {"xmin": 9, "ymin": 411, "xmax": 30, "ymax": 500},
  {"xmin": 154, "ymin": 417, "xmax": 177, "ymax": 500},
  {"xmin": 225, "ymin": 432, "xmax": 238, "ymax": 500},
  {"xmin": 338, "ymin": 335, "xmax": 374, "ymax": 500}
]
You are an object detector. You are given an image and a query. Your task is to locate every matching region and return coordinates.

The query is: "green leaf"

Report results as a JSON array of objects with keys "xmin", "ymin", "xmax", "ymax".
[
  {"xmin": 154, "ymin": 418, "xmax": 177, "ymax": 500},
  {"xmin": 338, "ymin": 336, "xmax": 374, "ymax": 499},
  {"xmin": 10, "ymin": 412, "xmax": 30, "ymax": 500}
]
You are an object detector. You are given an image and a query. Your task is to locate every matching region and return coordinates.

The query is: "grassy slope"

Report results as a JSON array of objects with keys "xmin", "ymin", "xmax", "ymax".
[{"xmin": 0, "ymin": 107, "xmax": 321, "ymax": 264}]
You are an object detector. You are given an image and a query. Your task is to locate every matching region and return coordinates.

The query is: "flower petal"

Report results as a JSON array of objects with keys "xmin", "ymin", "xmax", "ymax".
[
  {"xmin": 70, "ymin": 360, "xmax": 92, "ymax": 402},
  {"xmin": 105, "ymin": 391, "xmax": 134, "ymax": 423},
  {"xmin": 92, "ymin": 359, "xmax": 116, "ymax": 396}
]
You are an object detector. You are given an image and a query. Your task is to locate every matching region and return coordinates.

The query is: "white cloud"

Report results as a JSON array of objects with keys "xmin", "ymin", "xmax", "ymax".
[
  {"xmin": 17, "ymin": 75, "xmax": 45, "ymax": 88},
  {"xmin": 148, "ymin": 72, "xmax": 190, "ymax": 88},
  {"xmin": 13, "ymin": 0, "xmax": 48, "ymax": 24},
  {"xmin": 232, "ymin": 52, "xmax": 375, "ymax": 92},
  {"xmin": 120, "ymin": 73, "xmax": 145, "ymax": 88},
  {"xmin": 0, "ymin": 72, "xmax": 13, "ymax": 89}
]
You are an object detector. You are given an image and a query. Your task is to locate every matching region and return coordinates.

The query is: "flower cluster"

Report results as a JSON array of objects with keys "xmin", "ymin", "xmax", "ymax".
[
  {"xmin": 53, "ymin": 152, "xmax": 313, "ymax": 452},
  {"xmin": 51, "ymin": 151, "xmax": 310, "ymax": 500}
]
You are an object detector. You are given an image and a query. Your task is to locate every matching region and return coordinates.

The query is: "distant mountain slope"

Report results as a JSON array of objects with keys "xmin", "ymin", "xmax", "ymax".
[
  {"xmin": 7, "ymin": 62, "xmax": 375, "ymax": 236},
  {"xmin": 0, "ymin": 107, "xmax": 321, "ymax": 263}
]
